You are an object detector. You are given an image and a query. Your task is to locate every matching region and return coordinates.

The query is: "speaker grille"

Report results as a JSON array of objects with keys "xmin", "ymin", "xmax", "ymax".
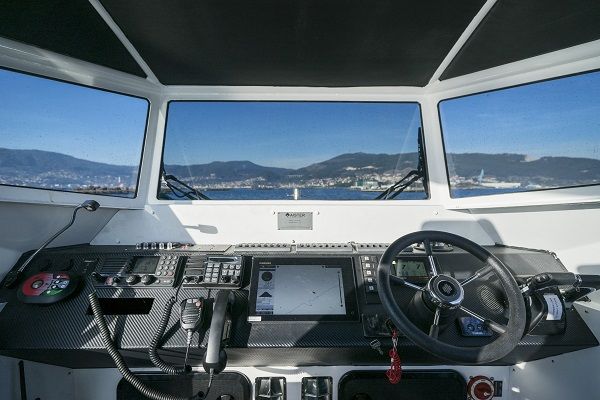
[{"xmin": 476, "ymin": 284, "xmax": 506, "ymax": 315}]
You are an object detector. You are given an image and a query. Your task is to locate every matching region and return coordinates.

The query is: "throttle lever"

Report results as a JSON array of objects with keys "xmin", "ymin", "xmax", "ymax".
[{"xmin": 523, "ymin": 272, "xmax": 580, "ymax": 294}]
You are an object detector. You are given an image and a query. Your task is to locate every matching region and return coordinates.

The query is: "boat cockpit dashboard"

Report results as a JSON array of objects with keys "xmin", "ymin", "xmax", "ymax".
[
  {"xmin": 1, "ymin": 2, "xmax": 600, "ymax": 399},
  {"xmin": 1, "ymin": 233, "xmax": 598, "ymax": 399}
]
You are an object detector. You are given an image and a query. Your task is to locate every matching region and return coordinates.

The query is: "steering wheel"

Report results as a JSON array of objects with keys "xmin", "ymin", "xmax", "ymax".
[{"xmin": 377, "ymin": 231, "xmax": 526, "ymax": 364}]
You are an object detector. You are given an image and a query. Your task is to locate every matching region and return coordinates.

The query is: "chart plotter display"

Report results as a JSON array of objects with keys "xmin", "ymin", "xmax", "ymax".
[
  {"xmin": 256, "ymin": 265, "xmax": 346, "ymax": 315},
  {"xmin": 249, "ymin": 257, "xmax": 358, "ymax": 321}
]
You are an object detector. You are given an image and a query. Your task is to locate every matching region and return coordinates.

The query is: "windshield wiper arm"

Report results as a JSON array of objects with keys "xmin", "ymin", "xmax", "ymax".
[
  {"xmin": 374, "ymin": 169, "xmax": 422, "ymax": 200},
  {"xmin": 375, "ymin": 127, "xmax": 427, "ymax": 200},
  {"xmin": 161, "ymin": 168, "xmax": 210, "ymax": 200}
]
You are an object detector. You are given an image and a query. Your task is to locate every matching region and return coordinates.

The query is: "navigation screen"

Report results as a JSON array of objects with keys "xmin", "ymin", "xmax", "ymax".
[{"xmin": 255, "ymin": 264, "xmax": 346, "ymax": 316}]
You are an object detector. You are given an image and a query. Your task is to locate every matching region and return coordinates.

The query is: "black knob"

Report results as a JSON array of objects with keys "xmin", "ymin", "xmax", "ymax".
[
  {"xmin": 91, "ymin": 272, "xmax": 104, "ymax": 282},
  {"xmin": 111, "ymin": 276, "xmax": 121, "ymax": 286},
  {"xmin": 221, "ymin": 275, "xmax": 231, "ymax": 283},
  {"xmin": 126, "ymin": 275, "xmax": 140, "ymax": 285},
  {"xmin": 140, "ymin": 275, "xmax": 154, "ymax": 285}
]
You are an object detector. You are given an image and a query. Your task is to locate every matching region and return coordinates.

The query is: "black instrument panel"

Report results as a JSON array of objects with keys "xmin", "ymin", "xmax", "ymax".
[{"xmin": 0, "ymin": 243, "xmax": 596, "ymax": 369}]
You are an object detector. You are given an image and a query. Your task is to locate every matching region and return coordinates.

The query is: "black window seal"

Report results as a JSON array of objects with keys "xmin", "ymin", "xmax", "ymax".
[{"xmin": 157, "ymin": 100, "xmax": 430, "ymax": 201}]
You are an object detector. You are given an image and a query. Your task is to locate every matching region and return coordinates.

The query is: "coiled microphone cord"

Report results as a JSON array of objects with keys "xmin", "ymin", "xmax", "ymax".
[{"xmin": 89, "ymin": 292, "xmax": 210, "ymax": 400}]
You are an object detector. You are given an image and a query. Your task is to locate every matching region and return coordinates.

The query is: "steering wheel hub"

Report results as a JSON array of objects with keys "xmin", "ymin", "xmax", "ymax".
[{"xmin": 427, "ymin": 275, "xmax": 464, "ymax": 309}]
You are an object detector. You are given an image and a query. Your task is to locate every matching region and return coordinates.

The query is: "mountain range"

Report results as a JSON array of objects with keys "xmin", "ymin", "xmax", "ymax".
[{"xmin": 0, "ymin": 147, "xmax": 599, "ymax": 188}]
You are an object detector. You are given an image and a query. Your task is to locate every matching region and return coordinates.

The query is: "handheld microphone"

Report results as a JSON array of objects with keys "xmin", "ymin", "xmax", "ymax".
[{"xmin": 2, "ymin": 200, "xmax": 100, "ymax": 288}]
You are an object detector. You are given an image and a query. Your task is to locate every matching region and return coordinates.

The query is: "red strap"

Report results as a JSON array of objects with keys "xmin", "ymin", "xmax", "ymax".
[{"xmin": 386, "ymin": 329, "xmax": 402, "ymax": 384}]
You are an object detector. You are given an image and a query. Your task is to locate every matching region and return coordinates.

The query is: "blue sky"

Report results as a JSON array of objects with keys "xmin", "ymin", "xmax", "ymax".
[
  {"xmin": 440, "ymin": 71, "xmax": 600, "ymax": 160},
  {"xmin": 164, "ymin": 102, "xmax": 422, "ymax": 168},
  {"xmin": 1, "ymin": 68, "xmax": 599, "ymax": 168},
  {"xmin": 0, "ymin": 69, "xmax": 148, "ymax": 165}
]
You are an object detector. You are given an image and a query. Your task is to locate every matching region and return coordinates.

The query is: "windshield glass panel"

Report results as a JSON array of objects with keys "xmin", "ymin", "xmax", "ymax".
[
  {"xmin": 160, "ymin": 102, "xmax": 427, "ymax": 200},
  {"xmin": 0, "ymin": 69, "xmax": 148, "ymax": 198},
  {"xmin": 440, "ymin": 71, "xmax": 600, "ymax": 198}
]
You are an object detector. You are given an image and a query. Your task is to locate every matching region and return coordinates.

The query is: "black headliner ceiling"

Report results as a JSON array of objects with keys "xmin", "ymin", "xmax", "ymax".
[
  {"xmin": 100, "ymin": 0, "xmax": 485, "ymax": 87},
  {"xmin": 0, "ymin": 0, "xmax": 145, "ymax": 78},
  {"xmin": 441, "ymin": 0, "xmax": 600, "ymax": 80},
  {"xmin": 1, "ymin": 1, "xmax": 599, "ymax": 87}
]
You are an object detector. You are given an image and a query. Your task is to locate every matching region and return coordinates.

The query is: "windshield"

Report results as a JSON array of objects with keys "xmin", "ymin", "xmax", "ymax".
[{"xmin": 159, "ymin": 101, "xmax": 427, "ymax": 200}]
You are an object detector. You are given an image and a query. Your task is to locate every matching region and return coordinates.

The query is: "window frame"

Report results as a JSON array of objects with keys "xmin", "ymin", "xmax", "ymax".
[
  {"xmin": 437, "ymin": 68, "xmax": 600, "ymax": 199},
  {"xmin": 0, "ymin": 66, "xmax": 151, "ymax": 199},
  {"xmin": 157, "ymin": 99, "xmax": 430, "ymax": 202}
]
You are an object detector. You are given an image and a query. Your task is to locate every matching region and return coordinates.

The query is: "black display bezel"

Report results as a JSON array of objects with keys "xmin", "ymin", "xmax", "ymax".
[{"xmin": 248, "ymin": 257, "xmax": 359, "ymax": 322}]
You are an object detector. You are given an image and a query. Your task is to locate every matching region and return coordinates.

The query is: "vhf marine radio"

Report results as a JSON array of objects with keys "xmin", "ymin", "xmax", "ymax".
[
  {"xmin": 92, "ymin": 254, "xmax": 183, "ymax": 288},
  {"xmin": 182, "ymin": 256, "xmax": 243, "ymax": 288}
]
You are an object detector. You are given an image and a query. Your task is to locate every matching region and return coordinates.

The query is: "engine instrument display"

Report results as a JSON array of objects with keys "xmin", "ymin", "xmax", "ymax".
[{"xmin": 393, "ymin": 259, "xmax": 428, "ymax": 278}]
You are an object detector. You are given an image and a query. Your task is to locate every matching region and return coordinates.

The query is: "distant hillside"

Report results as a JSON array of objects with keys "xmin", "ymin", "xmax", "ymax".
[
  {"xmin": 0, "ymin": 148, "xmax": 137, "ymax": 187},
  {"xmin": 447, "ymin": 153, "xmax": 600, "ymax": 186},
  {"xmin": 296, "ymin": 152, "xmax": 419, "ymax": 178},
  {"xmin": 1, "ymin": 148, "xmax": 598, "ymax": 188},
  {"xmin": 166, "ymin": 161, "xmax": 293, "ymax": 182}
]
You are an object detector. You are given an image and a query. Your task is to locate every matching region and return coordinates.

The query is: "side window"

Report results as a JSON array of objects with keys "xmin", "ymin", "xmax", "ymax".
[
  {"xmin": 0, "ymin": 69, "xmax": 148, "ymax": 198},
  {"xmin": 439, "ymin": 71, "xmax": 600, "ymax": 198}
]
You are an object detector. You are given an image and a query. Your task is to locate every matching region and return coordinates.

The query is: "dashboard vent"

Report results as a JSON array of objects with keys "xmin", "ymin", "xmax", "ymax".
[
  {"xmin": 296, "ymin": 243, "xmax": 352, "ymax": 253},
  {"xmin": 356, "ymin": 243, "xmax": 389, "ymax": 252},
  {"xmin": 99, "ymin": 257, "xmax": 130, "ymax": 275},
  {"xmin": 235, "ymin": 243, "xmax": 291, "ymax": 252}
]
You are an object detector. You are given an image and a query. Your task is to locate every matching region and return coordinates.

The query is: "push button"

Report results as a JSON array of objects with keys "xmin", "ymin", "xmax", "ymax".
[{"xmin": 366, "ymin": 284, "xmax": 378, "ymax": 293}]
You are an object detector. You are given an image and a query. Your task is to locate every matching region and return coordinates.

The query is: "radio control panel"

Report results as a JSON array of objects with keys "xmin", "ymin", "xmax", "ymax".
[{"xmin": 93, "ymin": 254, "xmax": 183, "ymax": 288}]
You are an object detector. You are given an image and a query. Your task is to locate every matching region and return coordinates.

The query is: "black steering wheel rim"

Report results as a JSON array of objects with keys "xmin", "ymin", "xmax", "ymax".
[{"xmin": 377, "ymin": 230, "xmax": 526, "ymax": 364}]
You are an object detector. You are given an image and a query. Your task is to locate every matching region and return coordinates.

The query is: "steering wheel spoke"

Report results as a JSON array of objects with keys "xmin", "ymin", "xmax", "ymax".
[
  {"xmin": 390, "ymin": 275, "xmax": 425, "ymax": 291},
  {"xmin": 423, "ymin": 239, "xmax": 439, "ymax": 276},
  {"xmin": 459, "ymin": 305, "xmax": 508, "ymax": 335},
  {"xmin": 429, "ymin": 307, "xmax": 441, "ymax": 339},
  {"xmin": 460, "ymin": 264, "xmax": 494, "ymax": 287}
]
